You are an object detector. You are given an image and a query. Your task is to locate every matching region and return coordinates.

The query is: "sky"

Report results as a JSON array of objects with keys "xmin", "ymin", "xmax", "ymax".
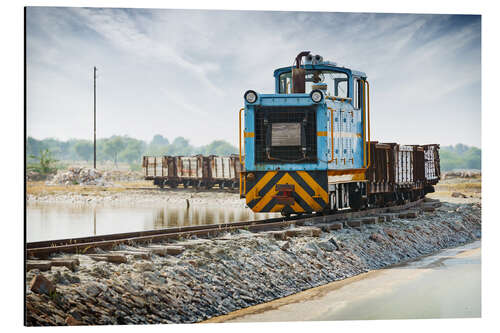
[{"xmin": 26, "ymin": 7, "xmax": 481, "ymax": 147}]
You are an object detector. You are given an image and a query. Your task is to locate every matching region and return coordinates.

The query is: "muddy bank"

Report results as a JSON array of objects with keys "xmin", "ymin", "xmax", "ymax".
[
  {"xmin": 27, "ymin": 186, "xmax": 244, "ymax": 208},
  {"xmin": 25, "ymin": 199, "xmax": 481, "ymax": 326}
]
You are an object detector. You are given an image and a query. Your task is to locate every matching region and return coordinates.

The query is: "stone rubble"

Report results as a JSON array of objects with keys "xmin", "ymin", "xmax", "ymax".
[
  {"xmin": 46, "ymin": 168, "xmax": 143, "ymax": 186},
  {"xmin": 48, "ymin": 167, "xmax": 114, "ymax": 186},
  {"xmin": 25, "ymin": 200, "xmax": 481, "ymax": 326},
  {"xmin": 442, "ymin": 170, "xmax": 481, "ymax": 179}
]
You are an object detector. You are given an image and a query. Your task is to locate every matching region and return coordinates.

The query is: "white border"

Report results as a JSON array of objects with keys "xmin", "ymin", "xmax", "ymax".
[{"xmin": 2, "ymin": 1, "xmax": 498, "ymax": 332}]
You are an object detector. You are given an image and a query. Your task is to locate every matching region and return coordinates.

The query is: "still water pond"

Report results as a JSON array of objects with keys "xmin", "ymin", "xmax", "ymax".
[
  {"xmin": 227, "ymin": 240, "xmax": 481, "ymax": 321},
  {"xmin": 26, "ymin": 203, "xmax": 279, "ymax": 242}
]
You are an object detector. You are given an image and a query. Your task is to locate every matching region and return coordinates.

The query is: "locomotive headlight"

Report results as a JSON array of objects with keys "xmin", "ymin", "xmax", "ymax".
[
  {"xmin": 244, "ymin": 90, "xmax": 258, "ymax": 104},
  {"xmin": 310, "ymin": 89, "xmax": 323, "ymax": 103}
]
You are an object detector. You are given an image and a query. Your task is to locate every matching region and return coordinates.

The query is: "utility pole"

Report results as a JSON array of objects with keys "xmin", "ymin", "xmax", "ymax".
[{"xmin": 93, "ymin": 66, "xmax": 97, "ymax": 169}]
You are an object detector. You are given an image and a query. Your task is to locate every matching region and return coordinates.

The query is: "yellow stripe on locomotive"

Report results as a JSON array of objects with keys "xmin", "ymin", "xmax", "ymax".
[{"xmin": 244, "ymin": 171, "xmax": 328, "ymax": 214}]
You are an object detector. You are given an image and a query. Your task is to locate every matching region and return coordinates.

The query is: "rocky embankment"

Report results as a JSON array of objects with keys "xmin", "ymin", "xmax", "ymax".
[{"xmin": 25, "ymin": 199, "xmax": 481, "ymax": 326}]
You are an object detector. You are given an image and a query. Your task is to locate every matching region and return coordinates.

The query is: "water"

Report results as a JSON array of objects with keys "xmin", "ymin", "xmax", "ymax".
[
  {"xmin": 26, "ymin": 203, "xmax": 278, "ymax": 242},
  {"xmin": 227, "ymin": 241, "xmax": 481, "ymax": 322}
]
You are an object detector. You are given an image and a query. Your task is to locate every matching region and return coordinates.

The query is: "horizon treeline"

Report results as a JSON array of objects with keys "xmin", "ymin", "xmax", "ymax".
[
  {"xmin": 440, "ymin": 144, "xmax": 481, "ymax": 171},
  {"xmin": 26, "ymin": 134, "xmax": 238, "ymax": 167},
  {"xmin": 26, "ymin": 135, "xmax": 481, "ymax": 172}
]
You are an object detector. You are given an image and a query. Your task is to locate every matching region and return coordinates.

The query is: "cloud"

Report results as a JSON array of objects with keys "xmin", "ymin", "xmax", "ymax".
[{"xmin": 26, "ymin": 8, "xmax": 481, "ymax": 147}]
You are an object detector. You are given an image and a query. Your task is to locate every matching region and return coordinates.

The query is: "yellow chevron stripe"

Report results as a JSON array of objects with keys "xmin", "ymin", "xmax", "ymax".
[
  {"xmin": 296, "ymin": 171, "xmax": 328, "ymax": 202},
  {"xmin": 245, "ymin": 171, "xmax": 278, "ymax": 203},
  {"xmin": 270, "ymin": 204, "xmax": 284, "ymax": 212},
  {"xmin": 252, "ymin": 173, "xmax": 320, "ymax": 212},
  {"xmin": 279, "ymin": 173, "xmax": 322, "ymax": 211},
  {"xmin": 290, "ymin": 201, "xmax": 304, "ymax": 212},
  {"xmin": 252, "ymin": 184, "xmax": 278, "ymax": 212},
  {"xmin": 269, "ymin": 202, "xmax": 305, "ymax": 213}
]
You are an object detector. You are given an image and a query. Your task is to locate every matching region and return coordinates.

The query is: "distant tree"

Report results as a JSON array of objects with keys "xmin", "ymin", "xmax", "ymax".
[
  {"xmin": 119, "ymin": 140, "xmax": 145, "ymax": 164},
  {"xmin": 151, "ymin": 134, "xmax": 169, "ymax": 146},
  {"xmin": 199, "ymin": 140, "xmax": 238, "ymax": 155},
  {"xmin": 454, "ymin": 143, "xmax": 468, "ymax": 154},
  {"xmin": 464, "ymin": 147, "xmax": 481, "ymax": 170},
  {"xmin": 103, "ymin": 137, "xmax": 126, "ymax": 167},
  {"xmin": 26, "ymin": 137, "xmax": 46, "ymax": 158},
  {"xmin": 74, "ymin": 141, "xmax": 93, "ymax": 162},
  {"xmin": 440, "ymin": 144, "xmax": 481, "ymax": 171},
  {"xmin": 170, "ymin": 137, "xmax": 192, "ymax": 155},
  {"xmin": 27, "ymin": 149, "xmax": 58, "ymax": 175}
]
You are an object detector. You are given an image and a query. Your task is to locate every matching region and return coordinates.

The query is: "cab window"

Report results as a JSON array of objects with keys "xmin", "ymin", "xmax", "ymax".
[
  {"xmin": 353, "ymin": 78, "xmax": 362, "ymax": 109},
  {"xmin": 280, "ymin": 70, "xmax": 348, "ymax": 98},
  {"xmin": 279, "ymin": 72, "xmax": 292, "ymax": 94}
]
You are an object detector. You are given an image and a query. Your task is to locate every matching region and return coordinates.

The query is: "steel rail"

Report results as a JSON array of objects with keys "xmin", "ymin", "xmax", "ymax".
[{"xmin": 27, "ymin": 199, "xmax": 424, "ymax": 258}]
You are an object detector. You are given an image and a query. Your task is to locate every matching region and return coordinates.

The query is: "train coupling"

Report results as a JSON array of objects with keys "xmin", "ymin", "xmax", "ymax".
[{"xmin": 273, "ymin": 184, "xmax": 296, "ymax": 205}]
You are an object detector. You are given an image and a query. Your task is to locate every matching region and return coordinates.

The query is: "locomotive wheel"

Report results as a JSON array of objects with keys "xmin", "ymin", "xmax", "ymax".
[{"xmin": 281, "ymin": 206, "xmax": 293, "ymax": 218}]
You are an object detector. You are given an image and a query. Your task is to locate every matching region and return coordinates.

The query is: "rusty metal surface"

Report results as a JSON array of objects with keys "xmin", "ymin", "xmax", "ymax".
[
  {"xmin": 143, "ymin": 155, "xmax": 242, "ymax": 189},
  {"xmin": 366, "ymin": 142, "xmax": 440, "ymax": 195}
]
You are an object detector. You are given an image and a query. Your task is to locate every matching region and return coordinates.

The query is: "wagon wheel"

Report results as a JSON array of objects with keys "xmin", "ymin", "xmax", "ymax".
[{"xmin": 343, "ymin": 188, "xmax": 349, "ymax": 209}]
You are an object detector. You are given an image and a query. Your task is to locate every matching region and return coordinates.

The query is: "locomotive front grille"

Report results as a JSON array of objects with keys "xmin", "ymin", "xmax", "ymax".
[{"xmin": 254, "ymin": 106, "xmax": 317, "ymax": 164}]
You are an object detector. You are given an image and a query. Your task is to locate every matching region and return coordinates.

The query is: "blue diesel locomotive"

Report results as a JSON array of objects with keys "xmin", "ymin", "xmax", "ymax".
[{"xmin": 239, "ymin": 51, "xmax": 440, "ymax": 216}]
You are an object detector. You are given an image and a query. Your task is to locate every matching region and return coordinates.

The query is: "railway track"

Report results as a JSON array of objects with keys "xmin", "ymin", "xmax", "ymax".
[{"xmin": 27, "ymin": 198, "xmax": 433, "ymax": 258}]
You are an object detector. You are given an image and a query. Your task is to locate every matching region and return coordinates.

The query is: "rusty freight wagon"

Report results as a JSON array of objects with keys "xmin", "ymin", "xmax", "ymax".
[
  {"xmin": 365, "ymin": 142, "xmax": 441, "ymax": 205},
  {"xmin": 142, "ymin": 155, "xmax": 242, "ymax": 190}
]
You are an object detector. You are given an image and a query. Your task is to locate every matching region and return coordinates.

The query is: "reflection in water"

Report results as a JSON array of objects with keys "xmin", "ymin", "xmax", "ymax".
[
  {"xmin": 151, "ymin": 205, "xmax": 272, "ymax": 229},
  {"xmin": 27, "ymin": 203, "xmax": 279, "ymax": 242}
]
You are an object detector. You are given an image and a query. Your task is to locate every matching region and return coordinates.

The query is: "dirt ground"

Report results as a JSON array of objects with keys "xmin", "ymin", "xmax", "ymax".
[
  {"xmin": 428, "ymin": 175, "xmax": 481, "ymax": 204},
  {"xmin": 26, "ymin": 174, "xmax": 481, "ymax": 207},
  {"xmin": 26, "ymin": 180, "xmax": 244, "ymax": 207}
]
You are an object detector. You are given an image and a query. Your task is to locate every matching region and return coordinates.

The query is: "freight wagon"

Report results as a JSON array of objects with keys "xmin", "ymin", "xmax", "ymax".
[
  {"xmin": 142, "ymin": 155, "xmax": 242, "ymax": 190},
  {"xmin": 365, "ymin": 143, "xmax": 440, "ymax": 205}
]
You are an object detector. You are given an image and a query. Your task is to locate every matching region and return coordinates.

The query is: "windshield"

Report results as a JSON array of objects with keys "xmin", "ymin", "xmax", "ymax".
[{"xmin": 279, "ymin": 70, "xmax": 349, "ymax": 98}]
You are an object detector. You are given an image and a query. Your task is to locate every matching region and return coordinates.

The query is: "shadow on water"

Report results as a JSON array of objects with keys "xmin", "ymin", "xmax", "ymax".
[{"xmin": 27, "ymin": 202, "xmax": 279, "ymax": 242}]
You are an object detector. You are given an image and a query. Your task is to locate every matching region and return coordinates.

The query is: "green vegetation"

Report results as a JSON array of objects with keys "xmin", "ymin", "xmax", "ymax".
[
  {"xmin": 27, "ymin": 149, "xmax": 60, "ymax": 175},
  {"xmin": 74, "ymin": 141, "xmax": 93, "ymax": 161},
  {"xmin": 26, "ymin": 136, "xmax": 480, "ymax": 172},
  {"xmin": 26, "ymin": 134, "xmax": 238, "ymax": 168},
  {"xmin": 440, "ymin": 144, "xmax": 481, "ymax": 171}
]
